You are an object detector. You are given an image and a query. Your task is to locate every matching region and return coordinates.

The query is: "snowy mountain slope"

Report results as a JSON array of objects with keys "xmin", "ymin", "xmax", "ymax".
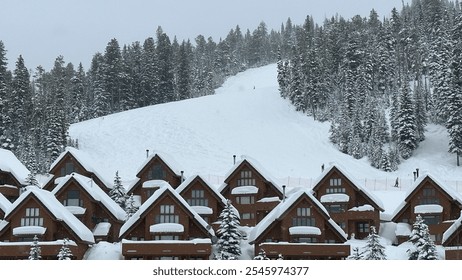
[{"xmin": 68, "ymin": 64, "xmax": 462, "ymax": 199}]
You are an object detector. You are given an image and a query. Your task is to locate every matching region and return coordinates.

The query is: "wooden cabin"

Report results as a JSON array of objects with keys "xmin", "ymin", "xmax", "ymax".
[
  {"xmin": 218, "ymin": 156, "xmax": 283, "ymax": 226},
  {"xmin": 0, "ymin": 148, "xmax": 30, "ymax": 202},
  {"xmin": 126, "ymin": 151, "xmax": 185, "ymax": 204},
  {"xmin": 51, "ymin": 173, "xmax": 127, "ymax": 243},
  {"xmin": 0, "ymin": 188, "xmax": 94, "ymax": 259},
  {"xmin": 248, "ymin": 190, "xmax": 350, "ymax": 260},
  {"xmin": 43, "ymin": 147, "xmax": 110, "ymax": 193},
  {"xmin": 119, "ymin": 183, "xmax": 215, "ymax": 260},
  {"xmin": 391, "ymin": 174, "xmax": 462, "ymax": 245},
  {"xmin": 176, "ymin": 175, "xmax": 227, "ymax": 230},
  {"xmin": 442, "ymin": 211, "xmax": 462, "ymax": 259},
  {"xmin": 311, "ymin": 164, "xmax": 384, "ymax": 240}
]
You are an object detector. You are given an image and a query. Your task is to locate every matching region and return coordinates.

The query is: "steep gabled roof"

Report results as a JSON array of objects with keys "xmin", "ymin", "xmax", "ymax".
[
  {"xmin": 442, "ymin": 211, "xmax": 462, "ymax": 245},
  {"xmin": 51, "ymin": 173, "xmax": 126, "ymax": 221},
  {"xmin": 176, "ymin": 174, "xmax": 227, "ymax": 206},
  {"xmin": 49, "ymin": 147, "xmax": 110, "ymax": 188},
  {"xmin": 119, "ymin": 183, "xmax": 214, "ymax": 238},
  {"xmin": 0, "ymin": 148, "xmax": 30, "ymax": 185},
  {"xmin": 391, "ymin": 173, "xmax": 462, "ymax": 220},
  {"xmin": 0, "ymin": 193, "xmax": 12, "ymax": 214},
  {"xmin": 248, "ymin": 189, "xmax": 347, "ymax": 244},
  {"xmin": 135, "ymin": 150, "xmax": 185, "ymax": 178},
  {"xmin": 218, "ymin": 155, "xmax": 283, "ymax": 195},
  {"xmin": 2, "ymin": 188, "xmax": 94, "ymax": 244},
  {"xmin": 312, "ymin": 163, "xmax": 384, "ymax": 211}
]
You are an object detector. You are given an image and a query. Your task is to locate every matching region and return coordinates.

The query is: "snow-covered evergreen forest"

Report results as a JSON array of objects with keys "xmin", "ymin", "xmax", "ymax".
[
  {"xmin": 277, "ymin": 0, "xmax": 462, "ymax": 171},
  {"xmin": 0, "ymin": 0, "xmax": 461, "ymax": 175}
]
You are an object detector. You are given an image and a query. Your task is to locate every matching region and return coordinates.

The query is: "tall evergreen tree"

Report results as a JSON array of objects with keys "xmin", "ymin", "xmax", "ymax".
[
  {"xmin": 57, "ymin": 238, "xmax": 73, "ymax": 260},
  {"xmin": 109, "ymin": 171, "xmax": 127, "ymax": 209},
  {"xmin": 397, "ymin": 75, "xmax": 418, "ymax": 159},
  {"xmin": 362, "ymin": 226, "xmax": 387, "ymax": 260},
  {"xmin": 29, "ymin": 235, "xmax": 42, "ymax": 260},
  {"xmin": 216, "ymin": 200, "xmax": 242, "ymax": 260}
]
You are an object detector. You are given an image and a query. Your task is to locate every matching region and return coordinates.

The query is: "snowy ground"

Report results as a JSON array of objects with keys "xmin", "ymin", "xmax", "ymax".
[{"xmin": 69, "ymin": 64, "xmax": 462, "ymax": 260}]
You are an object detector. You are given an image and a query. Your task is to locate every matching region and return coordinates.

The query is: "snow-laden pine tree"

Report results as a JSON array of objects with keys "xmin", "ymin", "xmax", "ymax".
[
  {"xmin": 408, "ymin": 215, "xmax": 438, "ymax": 260},
  {"xmin": 397, "ymin": 74, "xmax": 418, "ymax": 159},
  {"xmin": 109, "ymin": 171, "xmax": 127, "ymax": 209},
  {"xmin": 125, "ymin": 193, "xmax": 138, "ymax": 219},
  {"xmin": 216, "ymin": 200, "xmax": 242, "ymax": 260},
  {"xmin": 362, "ymin": 226, "xmax": 386, "ymax": 260},
  {"xmin": 57, "ymin": 238, "xmax": 73, "ymax": 260},
  {"xmin": 253, "ymin": 249, "xmax": 270, "ymax": 260},
  {"xmin": 346, "ymin": 247, "xmax": 364, "ymax": 260},
  {"xmin": 29, "ymin": 235, "xmax": 42, "ymax": 260}
]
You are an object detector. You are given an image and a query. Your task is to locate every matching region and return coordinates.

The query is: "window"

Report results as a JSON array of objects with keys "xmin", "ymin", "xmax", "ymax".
[
  {"xmin": 187, "ymin": 190, "xmax": 208, "ymax": 206},
  {"xmin": 237, "ymin": 170, "xmax": 256, "ymax": 186},
  {"xmin": 147, "ymin": 164, "xmax": 166, "ymax": 180},
  {"xmin": 155, "ymin": 205, "xmax": 179, "ymax": 223},
  {"xmin": 292, "ymin": 207, "xmax": 315, "ymax": 226},
  {"xmin": 324, "ymin": 203, "xmax": 346, "ymax": 213},
  {"xmin": 241, "ymin": 213, "xmax": 255, "ymax": 220},
  {"xmin": 357, "ymin": 222, "xmax": 370, "ymax": 233},
  {"xmin": 64, "ymin": 190, "xmax": 83, "ymax": 207},
  {"xmin": 154, "ymin": 235, "xmax": 180, "ymax": 240},
  {"xmin": 329, "ymin": 178, "xmax": 342, "ymax": 187},
  {"xmin": 60, "ymin": 162, "xmax": 75, "ymax": 176},
  {"xmin": 21, "ymin": 208, "xmax": 43, "ymax": 227},
  {"xmin": 420, "ymin": 187, "xmax": 439, "ymax": 205},
  {"xmin": 421, "ymin": 214, "xmax": 440, "ymax": 225},
  {"xmin": 236, "ymin": 196, "xmax": 254, "ymax": 204},
  {"xmin": 293, "ymin": 237, "xmax": 317, "ymax": 243}
]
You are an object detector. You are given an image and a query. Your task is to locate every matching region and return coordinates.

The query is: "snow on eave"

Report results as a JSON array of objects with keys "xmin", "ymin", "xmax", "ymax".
[
  {"xmin": 320, "ymin": 193, "xmax": 350, "ymax": 203},
  {"xmin": 443, "ymin": 212, "xmax": 462, "ymax": 244},
  {"xmin": 49, "ymin": 147, "xmax": 111, "ymax": 189},
  {"xmin": 135, "ymin": 150, "xmax": 185, "ymax": 178},
  {"xmin": 119, "ymin": 184, "xmax": 214, "ymax": 238},
  {"xmin": 219, "ymin": 155, "xmax": 283, "ymax": 194},
  {"xmin": 248, "ymin": 189, "xmax": 347, "ymax": 243},
  {"xmin": 414, "ymin": 204, "xmax": 443, "ymax": 214},
  {"xmin": 0, "ymin": 148, "xmax": 30, "ymax": 185},
  {"xmin": 0, "ymin": 193, "xmax": 12, "ymax": 214},
  {"xmin": 51, "ymin": 173, "xmax": 127, "ymax": 221},
  {"xmin": 406, "ymin": 173, "xmax": 462, "ymax": 205},
  {"xmin": 6, "ymin": 188, "xmax": 94, "ymax": 244},
  {"xmin": 312, "ymin": 163, "xmax": 384, "ymax": 211}
]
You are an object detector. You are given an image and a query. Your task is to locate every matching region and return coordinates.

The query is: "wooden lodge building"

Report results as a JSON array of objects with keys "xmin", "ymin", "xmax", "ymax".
[
  {"xmin": 248, "ymin": 189, "xmax": 350, "ymax": 260},
  {"xmin": 0, "ymin": 148, "xmax": 30, "ymax": 202},
  {"xmin": 391, "ymin": 174, "xmax": 462, "ymax": 245},
  {"xmin": 218, "ymin": 156, "xmax": 283, "ymax": 226},
  {"xmin": 119, "ymin": 183, "xmax": 215, "ymax": 260},
  {"xmin": 311, "ymin": 164, "xmax": 385, "ymax": 240}
]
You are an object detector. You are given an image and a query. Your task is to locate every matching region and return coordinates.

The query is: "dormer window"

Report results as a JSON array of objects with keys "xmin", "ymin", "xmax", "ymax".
[
  {"xmin": 292, "ymin": 207, "xmax": 315, "ymax": 227},
  {"xmin": 187, "ymin": 190, "xmax": 208, "ymax": 206},
  {"xmin": 327, "ymin": 178, "xmax": 345, "ymax": 194},
  {"xmin": 60, "ymin": 162, "xmax": 75, "ymax": 176},
  {"xmin": 155, "ymin": 205, "xmax": 179, "ymax": 223},
  {"xmin": 64, "ymin": 190, "xmax": 83, "ymax": 207},
  {"xmin": 420, "ymin": 187, "xmax": 439, "ymax": 205},
  {"xmin": 21, "ymin": 208, "xmax": 43, "ymax": 227},
  {"xmin": 148, "ymin": 164, "xmax": 166, "ymax": 180}
]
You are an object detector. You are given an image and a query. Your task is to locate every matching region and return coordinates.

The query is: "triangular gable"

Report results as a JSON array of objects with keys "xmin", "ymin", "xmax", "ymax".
[
  {"xmin": 248, "ymin": 190, "xmax": 347, "ymax": 244},
  {"xmin": 442, "ymin": 212, "xmax": 462, "ymax": 246},
  {"xmin": 49, "ymin": 147, "xmax": 110, "ymax": 189},
  {"xmin": 135, "ymin": 151, "xmax": 185, "ymax": 178},
  {"xmin": 176, "ymin": 175, "xmax": 227, "ymax": 207},
  {"xmin": 0, "ymin": 148, "xmax": 30, "ymax": 185},
  {"xmin": 52, "ymin": 173, "xmax": 126, "ymax": 221},
  {"xmin": 3, "ymin": 188, "xmax": 94, "ymax": 244},
  {"xmin": 312, "ymin": 164, "xmax": 384, "ymax": 211},
  {"xmin": 218, "ymin": 156, "xmax": 283, "ymax": 196},
  {"xmin": 392, "ymin": 174, "xmax": 462, "ymax": 220},
  {"xmin": 0, "ymin": 193, "xmax": 12, "ymax": 214},
  {"xmin": 120, "ymin": 184, "xmax": 214, "ymax": 238}
]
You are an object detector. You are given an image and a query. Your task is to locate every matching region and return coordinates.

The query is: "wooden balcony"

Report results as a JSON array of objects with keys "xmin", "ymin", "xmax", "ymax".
[
  {"xmin": 122, "ymin": 239, "xmax": 212, "ymax": 259},
  {"xmin": 258, "ymin": 242, "xmax": 350, "ymax": 260},
  {"xmin": 0, "ymin": 241, "xmax": 82, "ymax": 260}
]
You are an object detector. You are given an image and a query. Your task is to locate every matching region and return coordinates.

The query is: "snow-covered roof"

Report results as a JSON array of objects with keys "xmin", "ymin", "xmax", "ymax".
[
  {"xmin": 119, "ymin": 183, "xmax": 214, "ymax": 238},
  {"xmin": 443, "ymin": 211, "xmax": 462, "ymax": 244},
  {"xmin": 395, "ymin": 222, "xmax": 412, "ymax": 237},
  {"xmin": 312, "ymin": 163, "xmax": 384, "ymax": 211},
  {"xmin": 65, "ymin": 206, "xmax": 86, "ymax": 215},
  {"xmin": 142, "ymin": 179, "xmax": 170, "ymax": 189},
  {"xmin": 52, "ymin": 173, "xmax": 126, "ymax": 221},
  {"xmin": 93, "ymin": 222, "xmax": 112, "ymax": 237},
  {"xmin": 248, "ymin": 189, "xmax": 347, "ymax": 244},
  {"xmin": 320, "ymin": 193, "xmax": 350, "ymax": 203},
  {"xmin": 136, "ymin": 150, "xmax": 185, "ymax": 177},
  {"xmin": 392, "ymin": 173, "xmax": 462, "ymax": 219},
  {"xmin": 12, "ymin": 226, "xmax": 46, "ymax": 236},
  {"xmin": 289, "ymin": 226, "xmax": 321, "ymax": 236},
  {"xmin": 150, "ymin": 223, "xmax": 184, "ymax": 233},
  {"xmin": 0, "ymin": 148, "xmax": 30, "ymax": 185},
  {"xmin": 49, "ymin": 147, "xmax": 110, "ymax": 188},
  {"xmin": 176, "ymin": 174, "xmax": 228, "ymax": 206},
  {"xmin": 0, "ymin": 193, "xmax": 12, "ymax": 214},
  {"xmin": 4, "ymin": 188, "xmax": 95, "ymax": 244},
  {"xmin": 414, "ymin": 204, "xmax": 443, "ymax": 214},
  {"xmin": 218, "ymin": 155, "xmax": 284, "ymax": 195},
  {"xmin": 348, "ymin": 204, "xmax": 375, "ymax": 212},
  {"xmin": 257, "ymin": 197, "xmax": 281, "ymax": 203},
  {"xmin": 191, "ymin": 206, "xmax": 213, "ymax": 215},
  {"xmin": 231, "ymin": 186, "xmax": 259, "ymax": 195}
]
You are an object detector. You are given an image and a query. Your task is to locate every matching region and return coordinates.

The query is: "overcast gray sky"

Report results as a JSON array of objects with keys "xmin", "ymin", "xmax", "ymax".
[{"xmin": 0, "ymin": 0, "xmax": 408, "ymax": 71}]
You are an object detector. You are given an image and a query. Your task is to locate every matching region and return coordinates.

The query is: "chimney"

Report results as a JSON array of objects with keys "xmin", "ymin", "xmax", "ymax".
[
  {"xmin": 413, "ymin": 171, "xmax": 417, "ymax": 181},
  {"xmin": 321, "ymin": 164, "xmax": 325, "ymax": 172},
  {"xmin": 146, "ymin": 149, "xmax": 150, "ymax": 158},
  {"xmin": 282, "ymin": 185, "xmax": 286, "ymax": 202},
  {"xmin": 180, "ymin": 171, "xmax": 184, "ymax": 182},
  {"xmin": 233, "ymin": 155, "xmax": 236, "ymax": 165},
  {"xmin": 416, "ymin": 168, "xmax": 419, "ymax": 178}
]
